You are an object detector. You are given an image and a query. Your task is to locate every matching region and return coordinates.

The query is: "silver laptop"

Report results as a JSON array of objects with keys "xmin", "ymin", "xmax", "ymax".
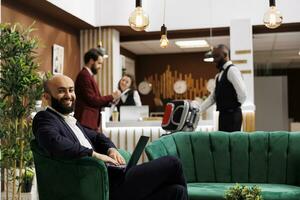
[{"xmin": 120, "ymin": 106, "xmax": 149, "ymax": 122}]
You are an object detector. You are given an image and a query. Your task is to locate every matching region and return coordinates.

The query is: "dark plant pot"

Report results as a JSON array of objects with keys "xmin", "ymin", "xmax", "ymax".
[
  {"xmin": 1, "ymin": 169, "xmax": 4, "ymax": 192},
  {"xmin": 21, "ymin": 180, "xmax": 33, "ymax": 193},
  {"xmin": 1, "ymin": 180, "xmax": 4, "ymax": 192}
]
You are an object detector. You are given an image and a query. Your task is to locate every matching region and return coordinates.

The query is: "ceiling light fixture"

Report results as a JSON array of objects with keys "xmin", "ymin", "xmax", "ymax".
[
  {"xmin": 175, "ymin": 40, "xmax": 209, "ymax": 48},
  {"xmin": 263, "ymin": 0, "xmax": 283, "ymax": 29},
  {"xmin": 203, "ymin": 49, "xmax": 214, "ymax": 62},
  {"xmin": 203, "ymin": 27, "xmax": 214, "ymax": 62},
  {"xmin": 160, "ymin": 0, "xmax": 169, "ymax": 48},
  {"xmin": 203, "ymin": 0, "xmax": 214, "ymax": 62},
  {"xmin": 128, "ymin": 0, "xmax": 149, "ymax": 31},
  {"xmin": 97, "ymin": 41, "xmax": 108, "ymax": 59},
  {"xmin": 160, "ymin": 24, "xmax": 169, "ymax": 48}
]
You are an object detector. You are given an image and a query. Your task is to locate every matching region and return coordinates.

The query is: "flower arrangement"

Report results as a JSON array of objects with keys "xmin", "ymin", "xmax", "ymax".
[{"xmin": 224, "ymin": 183, "xmax": 263, "ymax": 200}]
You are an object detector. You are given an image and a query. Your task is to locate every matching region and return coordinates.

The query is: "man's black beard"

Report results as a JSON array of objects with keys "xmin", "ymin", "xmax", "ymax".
[
  {"xmin": 215, "ymin": 59, "xmax": 226, "ymax": 71},
  {"xmin": 91, "ymin": 65, "xmax": 98, "ymax": 75},
  {"xmin": 51, "ymin": 96, "xmax": 74, "ymax": 115}
]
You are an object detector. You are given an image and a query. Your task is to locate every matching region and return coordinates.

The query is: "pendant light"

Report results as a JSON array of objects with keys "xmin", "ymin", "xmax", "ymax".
[
  {"xmin": 97, "ymin": 41, "xmax": 108, "ymax": 59},
  {"xmin": 263, "ymin": 0, "xmax": 283, "ymax": 29},
  {"xmin": 203, "ymin": 26, "xmax": 213, "ymax": 62},
  {"xmin": 160, "ymin": 25, "xmax": 169, "ymax": 48},
  {"xmin": 160, "ymin": 0, "xmax": 169, "ymax": 48},
  {"xmin": 203, "ymin": 0, "xmax": 213, "ymax": 62},
  {"xmin": 128, "ymin": 0, "xmax": 149, "ymax": 31},
  {"xmin": 203, "ymin": 47, "xmax": 214, "ymax": 62}
]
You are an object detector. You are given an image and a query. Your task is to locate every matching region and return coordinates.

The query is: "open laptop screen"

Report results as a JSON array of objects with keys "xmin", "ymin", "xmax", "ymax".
[
  {"xmin": 106, "ymin": 136, "xmax": 149, "ymax": 173},
  {"xmin": 125, "ymin": 136, "xmax": 149, "ymax": 171}
]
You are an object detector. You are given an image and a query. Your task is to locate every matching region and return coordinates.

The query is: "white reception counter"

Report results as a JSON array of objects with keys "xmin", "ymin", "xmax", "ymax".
[{"xmin": 101, "ymin": 107, "xmax": 218, "ymax": 162}]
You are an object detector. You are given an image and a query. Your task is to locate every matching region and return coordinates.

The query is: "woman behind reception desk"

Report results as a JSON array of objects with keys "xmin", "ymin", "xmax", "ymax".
[{"xmin": 115, "ymin": 74, "xmax": 142, "ymax": 111}]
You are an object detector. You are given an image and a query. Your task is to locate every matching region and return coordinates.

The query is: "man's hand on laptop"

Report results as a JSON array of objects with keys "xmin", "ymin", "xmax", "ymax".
[
  {"xmin": 92, "ymin": 151, "xmax": 119, "ymax": 166},
  {"xmin": 108, "ymin": 148, "xmax": 126, "ymax": 165}
]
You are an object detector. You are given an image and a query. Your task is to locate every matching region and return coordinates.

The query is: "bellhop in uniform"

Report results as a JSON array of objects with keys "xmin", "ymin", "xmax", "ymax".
[{"xmin": 198, "ymin": 44, "xmax": 247, "ymax": 132}]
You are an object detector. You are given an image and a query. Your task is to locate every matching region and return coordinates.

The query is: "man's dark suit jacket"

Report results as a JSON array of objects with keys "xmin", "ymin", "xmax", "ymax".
[
  {"xmin": 32, "ymin": 108, "xmax": 115, "ymax": 159},
  {"xmin": 74, "ymin": 68, "xmax": 113, "ymax": 130}
]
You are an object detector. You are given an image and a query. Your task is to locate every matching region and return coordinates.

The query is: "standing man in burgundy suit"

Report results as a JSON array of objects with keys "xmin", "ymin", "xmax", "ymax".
[{"xmin": 74, "ymin": 48, "xmax": 121, "ymax": 131}]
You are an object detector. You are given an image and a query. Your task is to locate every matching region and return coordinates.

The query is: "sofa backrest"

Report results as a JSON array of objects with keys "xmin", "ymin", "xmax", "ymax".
[{"xmin": 145, "ymin": 131, "xmax": 300, "ymax": 185}]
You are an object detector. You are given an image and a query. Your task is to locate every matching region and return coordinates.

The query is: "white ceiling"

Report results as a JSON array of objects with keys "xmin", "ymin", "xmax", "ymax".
[{"xmin": 121, "ymin": 32, "xmax": 300, "ymax": 69}]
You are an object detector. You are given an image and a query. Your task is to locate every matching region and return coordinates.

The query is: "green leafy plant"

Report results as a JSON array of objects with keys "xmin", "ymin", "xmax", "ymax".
[
  {"xmin": 0, "ymin": 22, "xmax": 43, "ymax": 199},
  {"xmin": 225, "ymin": 183, "xmax": 263, "ymax": 200}
]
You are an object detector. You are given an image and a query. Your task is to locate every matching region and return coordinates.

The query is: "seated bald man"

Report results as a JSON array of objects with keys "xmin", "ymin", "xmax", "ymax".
[{"xmin": 33, "ymin": 75, "xmax": 187, "ymax": 200}]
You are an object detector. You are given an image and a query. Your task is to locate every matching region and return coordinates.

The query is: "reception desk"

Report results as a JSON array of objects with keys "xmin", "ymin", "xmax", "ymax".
[
  {"xmin": 100, "ymin": 104, "xmax": 255, "ymax": 162},
  {"xmin": 101, "ymin": 109, "xmax": 217, "ymax": 162}
]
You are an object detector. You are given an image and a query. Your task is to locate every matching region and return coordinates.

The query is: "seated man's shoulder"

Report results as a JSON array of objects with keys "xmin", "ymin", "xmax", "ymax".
[{"xmin": 33, "ymin": 110, "xmax": 57, "ymax": 121}]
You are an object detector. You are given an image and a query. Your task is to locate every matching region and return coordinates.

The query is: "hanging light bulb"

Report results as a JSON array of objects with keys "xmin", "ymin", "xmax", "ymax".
[
  {"xmin": 203, "ymin": 47, "xmax": 214, "ymax": 62},
  {"xmin": 263, "ymin": 0, "xmax": 283, "ymax": 29},
  {"xmin": 97, "ymin": 41, "xmax": 108, "ymax": 59},
  {"xmin": 203, "ymin": 0, "xmax": 214, "ymax": 62},
  {"xmin": 128, "ymin": 0, "xmax": 149, "ymax": 31},
  {"xmin": 159, "ymin": 0, "xmax": 169, "ymax": 48},
  {"xmin": 160, "ymin": 24, "xmax": 169, "ymax": 48}
]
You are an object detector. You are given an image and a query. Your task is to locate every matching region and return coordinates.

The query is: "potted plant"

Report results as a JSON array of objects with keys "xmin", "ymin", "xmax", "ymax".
[
  {"xmin": 20, "ymin": 167, "xmax": 34, "ymax": 193},
  {"xmin": 224, "ymin": 183, "xmax": 263, "ymax": 200},
  {"xmin": 0, "ymin": 22, "xmax": 43, "ymax": 200}
]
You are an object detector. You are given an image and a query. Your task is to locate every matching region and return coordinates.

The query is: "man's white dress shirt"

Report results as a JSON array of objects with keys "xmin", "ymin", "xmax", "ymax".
[
  {"xmin": 48, "ymin": 107, "xmax": 93, "ymax": 149},
  {"xmin": 199, "ymin": 61, "xmax": 247, "ymax": 112}
]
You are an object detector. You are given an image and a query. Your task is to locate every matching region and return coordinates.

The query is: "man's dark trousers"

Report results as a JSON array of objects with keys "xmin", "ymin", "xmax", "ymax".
[
  {"xmin": 219, "ymin": 108, "xmax": 242, "ymax": 132},
  {"xmin": 108, "ymin": 156, "xmax": 188, "ymax": 200}
]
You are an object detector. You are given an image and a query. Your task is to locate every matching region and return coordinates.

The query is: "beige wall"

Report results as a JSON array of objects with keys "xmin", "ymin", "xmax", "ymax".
[
  {"xmin": 1, "ymin": 1, "xmax": 81, "ymax": 81},
  {"xmin": 255, "ymin": 76, "xmax": 289, "ymax": 131}
]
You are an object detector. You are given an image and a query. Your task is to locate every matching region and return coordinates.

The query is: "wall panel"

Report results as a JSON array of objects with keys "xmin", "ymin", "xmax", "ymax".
[{"xmin": 1, "ymin": 1, "xmax": 81, "ymax": 80}]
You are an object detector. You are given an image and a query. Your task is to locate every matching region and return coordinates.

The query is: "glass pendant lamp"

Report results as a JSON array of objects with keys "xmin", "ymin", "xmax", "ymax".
[
  {"xmin": 203, "ymin": 0, "xmax": 214, "ymax": 62},
  {"xmin": 203, "ymin": 47, "xmax": 214, "ymax": 62},
  {"xmin": 160, "ymin": 0, "xmax": 169, "ymax": 48},
  {"xmin": 263, "ymin": 0, "xmax": 283, "ymax": 29},
  {"xmin": 160, "ymin": 24, "xmax": 169, "ymax": 48},
  {"xmin": 128, "ymin": 0, "xmax": 149, "ymax": 31},
  {"xmin": 97, "ymin": 41, "xmax": 108, "ymax": 59}
]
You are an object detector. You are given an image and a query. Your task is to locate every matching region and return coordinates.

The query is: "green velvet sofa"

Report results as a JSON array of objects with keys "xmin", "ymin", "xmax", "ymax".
[
  {"xmin": 31, "ymin": 140, "xmax": 130, "ymax": 200},
  {"xmin": 145, "ymin": 131, "xmax": 300, "ymax": 200}
]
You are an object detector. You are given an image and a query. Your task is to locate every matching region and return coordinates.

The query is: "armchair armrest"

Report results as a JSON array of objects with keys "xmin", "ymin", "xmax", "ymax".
[
  {"xmin": 31, "ymin": 140, "xmax": 109, "ymax": 200},
  {"xmin": 31, "ymin": 140, "xmax": 131, "ymax": 200}
]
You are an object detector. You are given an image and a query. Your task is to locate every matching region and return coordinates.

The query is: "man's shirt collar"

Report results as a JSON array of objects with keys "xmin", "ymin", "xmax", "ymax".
[
  {"xmin": 84, "ymin": 66, "xmax": 93, "ymax": 76},
  {"xmin": 222, "ymin": 61, "xmax": 233, "ymax": 71}
]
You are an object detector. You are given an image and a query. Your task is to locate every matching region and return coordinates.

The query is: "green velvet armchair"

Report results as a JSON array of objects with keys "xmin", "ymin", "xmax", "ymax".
[
  {"xmin": 31, "ymin": 140, "xmax": 130, "ymax": 200},
  {"xmin": 145, "ymin": 131, "xmax": 300, "ymax": 200}
]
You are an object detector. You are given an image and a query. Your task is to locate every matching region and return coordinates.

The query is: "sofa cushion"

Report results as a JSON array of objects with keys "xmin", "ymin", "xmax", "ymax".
[{"xmin": 188, "ymin": 183, "xmax": 300, "ymax": 200}]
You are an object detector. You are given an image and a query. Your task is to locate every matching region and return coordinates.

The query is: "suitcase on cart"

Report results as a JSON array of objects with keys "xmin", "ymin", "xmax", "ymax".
[{"xmin": 161, "ymin": 100, "xmax": 200, "ymax": 132}]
